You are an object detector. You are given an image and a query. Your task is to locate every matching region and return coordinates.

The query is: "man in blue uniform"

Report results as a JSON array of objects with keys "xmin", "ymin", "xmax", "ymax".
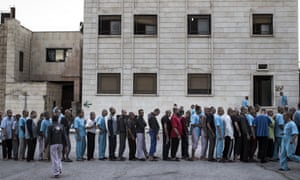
[
  {"xmin": 74, "ymin": 110, "xmax": 86, "ymax": 161},
  {"xmin": 97, "ymin": 109, "xmax": 108, "ymax": 160},
  {"xmin": 214, "ymin": 107, "xmax": 225, "ymax": 162},
  {"xmin": 279, "ymin": 112, "xmax": 300, "ymax": 171}
]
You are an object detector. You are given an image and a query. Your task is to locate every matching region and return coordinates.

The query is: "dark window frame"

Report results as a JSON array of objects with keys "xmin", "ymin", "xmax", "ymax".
[
  {"xmin": 19, "ymin": 51, "xmax": 24, "ymax": 72},
  {"xmin": 98, "ymin": 15, "xmax": 122, "ymax": 35},
  {"xmin": 134, "ymin": 15, "xmax": 158, "ymax": 35},
  {"xmin": 188, "ymin": 14, "xmax": 211, "ymax": 35},
  {"xmin": 46, "ymin": 48, "xmax": 72, "ymax": 63},
  {"xmin": 97, "ymin": 73, "xmax": 121, "ymax": 94},
  {"xmin": 252, "ymin": 14, "xmax": 273, "ymax": 35},
  {"xmin": 133, "ymin": 73, "xmax": 157, "ymax": 94},
  {"xmin": 188, "ymin": 73, "xmax": 212, "ymax": 95}
]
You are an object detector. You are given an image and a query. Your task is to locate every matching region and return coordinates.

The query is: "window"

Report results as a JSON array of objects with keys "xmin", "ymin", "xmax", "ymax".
[
  {"xmin": 133, "ymin": 73, "xmax": 157, "ymax": 94},
  {"xmin": 46, "ymin": 48, "xmax": 72, "ymax": 62},
  {"xmin": 134, "ymin": 15, "xmax": 157, "ymax": 35},
  {"xmin": 188, "ymin": 74, "xmax": 212, "ymax": 95},
  {"xmin": 97, "ymin": 73, "xmax": 121, "ymax": 94},
  {"xmin": 98, "ymin": 15, "xmax": 121, "ymax": 35},
  {"xmin": 188, "ymin": 15, "xmax": 211, "ymax": 35},
  {"xmin": 253, "ymin": 14, "xmax": 273, "ymax": 35},
  {"xmin": 19, "ymin": 51, "xmax": 24, "ymax": 72}
]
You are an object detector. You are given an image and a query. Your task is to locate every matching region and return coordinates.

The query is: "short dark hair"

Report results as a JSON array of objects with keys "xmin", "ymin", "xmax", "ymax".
[
  {"xmin": 195, "ymin": 105, "xmax": 200, "ymax": 111},
  {"xmin": 298, "ymin": 102, "xmax": 300, "ymax": 109}
]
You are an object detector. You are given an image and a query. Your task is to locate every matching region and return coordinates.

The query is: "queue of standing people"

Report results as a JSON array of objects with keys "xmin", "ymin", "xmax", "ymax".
[{"xmin": 1, "ymin": 101, "xmax": 300, "ymax": 177}]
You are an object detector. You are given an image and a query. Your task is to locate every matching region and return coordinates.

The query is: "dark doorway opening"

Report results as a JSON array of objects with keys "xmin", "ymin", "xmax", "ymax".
[
  {"xmin": 62, "ymin": 83, "xmax": 74, "ymax": 112},
  {"xmin": 254, "ymin": 76, "xmax": 273, "ymax": 106}
]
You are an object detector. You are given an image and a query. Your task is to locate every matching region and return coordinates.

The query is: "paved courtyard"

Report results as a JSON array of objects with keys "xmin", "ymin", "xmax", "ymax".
[{"xmin": 0, "ymin": 133, "xmax": 299, "ymax": 180}]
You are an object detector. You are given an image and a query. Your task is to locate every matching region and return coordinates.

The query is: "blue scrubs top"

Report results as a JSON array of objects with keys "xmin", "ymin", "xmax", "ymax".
[
  {"xmin": 283, "ymin": 121, "xmax": 299, "ymax": 142},
  {"xmin": 74, "ymin": 117, "xmax": 86, "ymax": 137},
  {"xmin": 1, "ymin": 116, "xmax": 14, "ymax": 139},
  {"xmin": 214, "ymin": 114, "xmax": 225, "ymax": 138},
  {"xmin": 275, "ymin": 113, "xmax": 285, "ymax": 138},
  {"xmin": 294, "ymin": 110, "xmax": 300, "ymax": 127},
  {"xmin": 18, "ymin": 117, "xmax": 26, "ymax": 138},
  {"xmin": 246, "ymin": 114, "xmax": 254, "ymax": 126},
  {"xmin": 40, "ymin": 119, "xmax": 52, "ymax": 137},
  {"xmin": 191, "ymin": 113, "xmax": 200, "ymax": 137},
  {"xmin": 97, "ymin": 115, "xmax": 107, "ymax": 134},
  {"xmin": 242, "ymin": 99, "xmax": 249, "ymax": 107}
]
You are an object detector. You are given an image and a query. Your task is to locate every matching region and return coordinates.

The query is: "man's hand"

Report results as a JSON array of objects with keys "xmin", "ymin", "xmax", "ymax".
[
  {"xmin": 157, "ymin": 135, "xmax": 160, "ymax": 141},
  {"xmin": 177, "ymin": 135, "xmax": 181, "ymax": 140},
  {"xmin": 247, "ymin": 134, "xmax": 250, "ymax": 140},
  {"xmin": 290, "ymin": 140, "xmax": 294, "ymax": 144}
]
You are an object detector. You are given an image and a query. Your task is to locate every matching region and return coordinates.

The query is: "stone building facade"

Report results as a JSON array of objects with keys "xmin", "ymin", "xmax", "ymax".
[
  {"xmin": 82, "ymin": 0, "xmax": 298, "ymax": 114},
  {"xmin": 0, "ymin": 8, "xmax": 82, "ymax": 114}
]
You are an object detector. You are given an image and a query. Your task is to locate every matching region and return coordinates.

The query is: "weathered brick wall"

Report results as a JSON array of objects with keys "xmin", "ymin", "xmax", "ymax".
[{"xmin": 0, "ymin": 24, "xmax": 8, "ymax": 113}]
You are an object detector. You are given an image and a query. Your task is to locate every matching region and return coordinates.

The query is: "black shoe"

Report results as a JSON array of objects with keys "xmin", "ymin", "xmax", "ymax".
[
  {"xmin": 138, "ymin": 158, "xmax": 146, "ymax": 161},
  {"xmin": 64, "ymin": 159, "xmax": 73, "ymax": 162},
  {"xmin": 98, "ymin": 158, "xmax": 106, "ymax": 161},
  {"xmin": 54, "ymin": 175, "xmax": 59, "ymax": 178}
]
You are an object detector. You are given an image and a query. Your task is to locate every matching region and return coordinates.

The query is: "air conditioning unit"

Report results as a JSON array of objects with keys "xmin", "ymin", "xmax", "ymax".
[{"xmin": 257, "ymin": 64, "xmax": 269, "ymax": 71}]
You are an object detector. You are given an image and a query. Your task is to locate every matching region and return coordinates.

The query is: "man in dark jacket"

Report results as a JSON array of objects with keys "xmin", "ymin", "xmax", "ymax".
[
  {"xmin": 148, "ymin": 108, "xmax": 160, "ymax": 161},
  {"xmin": 60, "ymin": 110, "xmax": 73, "ymax": 162},
  {"xmin": 47, "ymin": 115, "xmax": 67, "ymax": 178},
  {"xmin": 117, "ymin": 110, "xmax": 128, "ymax": 161}
]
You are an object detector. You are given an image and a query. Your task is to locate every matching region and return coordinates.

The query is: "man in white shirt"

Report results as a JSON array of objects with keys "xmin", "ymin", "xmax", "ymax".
[
  {"xmin": 222, "ymin": 108, "xmax": 234, "ymax": 161},
  {"xmin": 86, "ymin": 112, "xmax": 97, "ymax": 161}
]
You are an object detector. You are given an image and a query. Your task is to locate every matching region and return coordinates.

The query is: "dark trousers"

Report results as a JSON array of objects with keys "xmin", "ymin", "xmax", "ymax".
[
  {"xmin": 223, "ymin": 136, "xmax": 233, "ymax": 160},
  {"xmin": 257, "ymin": 136, "xmax": 268, "ymax": 162},
  {"xmin": 87, "ymin": 132, "xmax": 95, "ymax": 160},
  {"xmin": 207, "ymin": 132, "xmax": 216, "ymax": 160},
  {"xmin": 249, "ymin": 136, "xmax": 257, "ymax": 160},
  {"xmin": 128, "ymin": 138, "xmax": 136, "ymax": 160},
  {"xmin": 234, "ymin": 136, "xmax": 241, "ymax": 157},
  {"xmin": 296, "ymin": 126, "xmax": 300, "ymax": 155},
  {"xmin": 109, "ymin": 135, "xmax": 117, "ymax": 159},
  {"xmin": 267, "ymin": 138, "xmax": 274, "ymax": 158},
  {"xmin": 162, "ymin": 135, "xmax": 170, "ymax": 160},
  {"xmin": 26, "ymin": 138, "xmax": 37, "ymax": 161},
  {"xmin": 171, "ymin": 138, "xmax": 180, "ymax": 158},
  {"xmin": 13, "ymin": 138, "xmax": 19, "ymax": 160},
  {"xmin": 2, "ymin": 139, "xmax": 13, "ymax": 159},
  {"xmin": 240, "ymin": 135, "xmax": 250, "ymax": 162},
  {"xmin": 118, "ymin": 133, "xmax": 126, "ymax": 158},
  {"xmin": 181, "ymin": 134, "xmax": 189, "ymax": 158}
]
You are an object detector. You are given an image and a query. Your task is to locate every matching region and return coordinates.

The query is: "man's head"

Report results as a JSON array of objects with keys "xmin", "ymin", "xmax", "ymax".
[
  {"xmin": 30, "ymin": 111, "xmax": 37, "ymax": 119},
  {"xmin": 210, "ymin": 106, "xmax": 216, "ymax": 114},
  {"xmin": 90, "ymin": 112, "xmax": 96, "ymax": 120},
  {"xmin": 280, "ymin": 92, "xmax": 283, "ymax": 96},
  {"xmin": 227, "ymin": 107, "xmax": 233, "ymax": 116},
  {"xmin": 44, "ymin": 112, "xmax": 50, "ymax": 120},
  {"xmin": 191, "ymin": 104, "xmax": 195, "ymax": 109},
  {"xmin": 173, "ymin": 106, "xmax": 179, "ymax": 114},
  {"xmin": 278, "ymin": 106, "xmax": 284, "ymax": 114},
  {"xmin": 245, "ymin": 96, "xmax": 248, "ymax": 100},
  {"xmin": 65, "ymin": 109, "xmax": 71, "ymax": 117},
  {"xmin": 129, "ymin": 112, "xmax": 135, "ymax": 120},
  {"xmin": 283, "ymin": 112, "xmax": 291, "ymax": 122},
  {"xmin": 109, "ymin": 107, "xmax": 116, "ymax": 115},
  {"xmin": 52, "ymin": 115, "xmax": 59, "ymax": 123},
  {"xmin": 15, "ymin": 114, "xmax": 21, "ymax": 120},
  {"xmin": 260, "ymin": 108, "xmax": 266, "ymax": 115},
  {"xmin": 241, "ymin": 106, "xmax": 248, "ymax": 114},
  {"xmin": 217, "ymin": 107, "xmax": 224, "ymax": 116},
  {"xmin": 248, "ymin": 106, "xmax": 256, "ymax": 115},
  {"xmin": 77, "ymin": 109, "xmax": 84, "ymax": 118},
  {"xmin": 298, "ymin": 102, "xmax": 300, "ymax": 110},
  {"xmin": 165, "ymin": 110, "xmax": 171, "ymax": 117},
  {"xmin": 138, "ymin": 109, "xmax": 144, "ymax": 117},
  {"xmin": 267, "ymin": 110, "xmax": 273, "ymax": 117},
  {"xmin": 39, "ymin": 113, "xmax": 44, "ymax": 120},
  {"xmin": 102, "ymin": 109, "xmax": 108, "ymax": 117},
  {"xmin": 22, "ymin": 110, "xmax": 29, "ymax": 117},
  {"xmin": 195, "ymin": 105, "xmax": 201, "ymax": 114},
  {"xmin": 6, "ymin": 109, "xmax": 12, "ymax": 118},
  {"xmin": 55, "ymin": 109, "xmax": 61, "ymax": 116},
  {"xmin": 204, "ymin": 107, "xmax": 210, "ymax": 115},
  {"xmin": 153, "ymin": 108, "xmax": 160, "ymax": 116},
  {"xmin": 121, "ymin": 109, "xmax": 127, "ymax": 116}
]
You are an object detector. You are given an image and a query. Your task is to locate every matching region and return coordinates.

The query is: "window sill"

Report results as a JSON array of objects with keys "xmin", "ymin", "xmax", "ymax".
[
  {"xmin": 98, "ymin": 35, "xmax": 121, "ymax": 38},
  {"xmin": 95, "ymin": 93, "xmax": 122, "ymax": 96},
  {"xmin": 251, "ymin": 34, "xmax": 274, "ymax": 38},
  {"xmin": 133, "ymin": 94, "xmax": 158, "ymax": 97},
  {"xmin": 188, "ymin": 34, "xmax": 211, "ymax": 38},
  {"xmin": 134, "ymin": 35, "xmax": 157, "ymax": 38},
  {"xmin": 186, "ymin": 94, "xmax": 213, "ymax": 97}
]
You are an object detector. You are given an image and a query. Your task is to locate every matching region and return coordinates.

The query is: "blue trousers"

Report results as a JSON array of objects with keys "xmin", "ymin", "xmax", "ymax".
[
  {"xmin": 75, "ymin": 135, "xmax": 86, "ymax": 160},
  {"xmin": 216, "ymin": 138, "xmax": 224, "ymax": 159},
  {"xmin": 149, "ymin": 130, "xmax": 157, "ymax": 156},
  {"xmin": 98, "ymin": 133, "xmax": 107, "ymax": 159},
  {"xmin": 280, "ymin": 137, "xmax": 300, "ymax": 170},
  {"xmin": 273, "ymin": 137, "xmax": 282, "ymax": 160}
]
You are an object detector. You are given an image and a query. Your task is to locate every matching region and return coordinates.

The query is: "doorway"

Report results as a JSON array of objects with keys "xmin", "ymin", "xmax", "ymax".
[
  {"xmin": 61, "ymin": 83, "xmax": 74, "ymax": 111},
  {"xmin": 253, "ymin": 76, "xmax": 273, "ymax": 106}
]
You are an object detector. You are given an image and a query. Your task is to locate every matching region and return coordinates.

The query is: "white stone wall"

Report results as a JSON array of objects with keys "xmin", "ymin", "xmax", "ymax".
[
  {"xmin": 0, "ymin": 23, "xmax": 8, "ymax": 113},
  {"xmin": 82, "ymin": 0, "xmax": 298, "ymax": 115},
  {"xmin": 5, "ymin": 82, "xmax": 62, "ymax": 115}
]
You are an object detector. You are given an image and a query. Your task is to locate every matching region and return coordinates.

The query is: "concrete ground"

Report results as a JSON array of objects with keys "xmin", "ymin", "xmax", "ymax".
[{"xmin": 0, "ymin": 134, "xmax": 299, "ymax": 180}]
